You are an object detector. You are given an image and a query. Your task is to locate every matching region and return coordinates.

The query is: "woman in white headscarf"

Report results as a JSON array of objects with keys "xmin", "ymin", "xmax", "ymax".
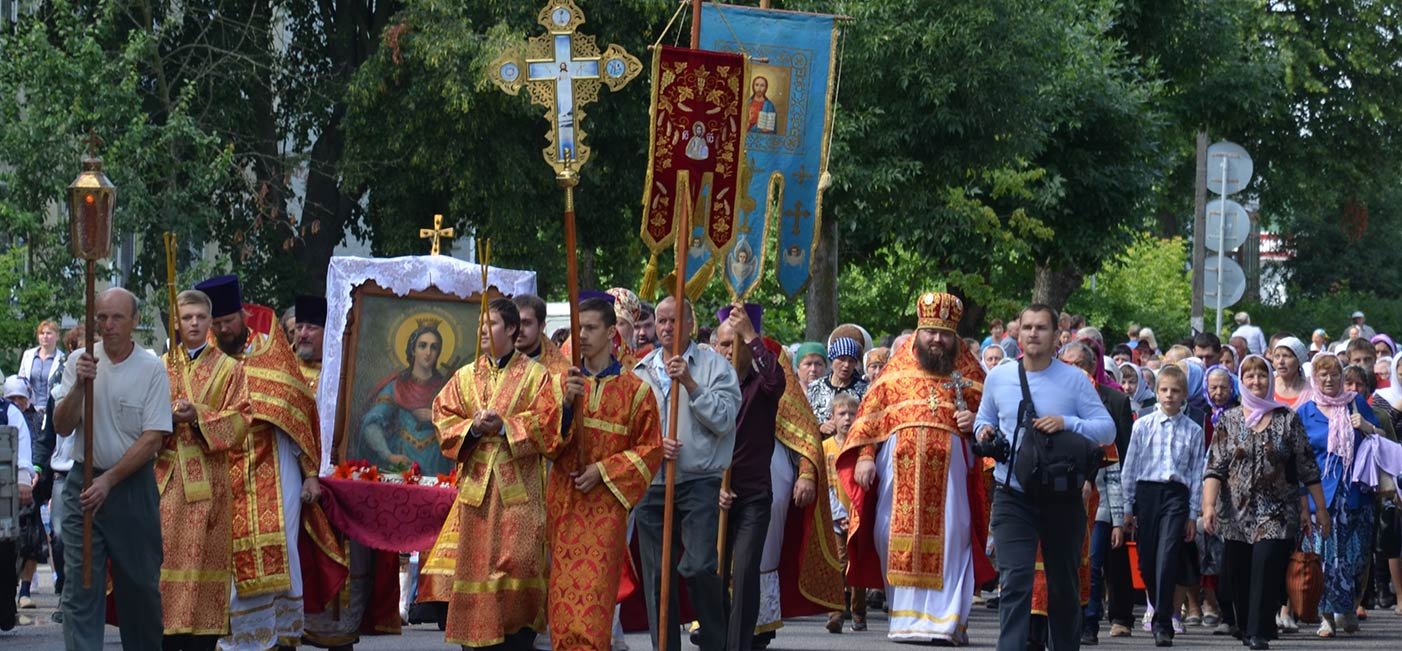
[
  {"xmin": 1271, "ymin": 337, "xmax": 1313, "ymax": 411},
  {"xmin": 1119, "ymin": 362, "xmax": 1155, "ymax": 415},
  {"xmin": 1375, "ymin": 355, "xmax": 1402, "ymax": 417}
]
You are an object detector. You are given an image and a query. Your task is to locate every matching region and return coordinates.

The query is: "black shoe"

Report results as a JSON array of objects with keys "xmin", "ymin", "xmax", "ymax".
[
  {"xmin": 985, "ymin": 596, "xmax": 1000, "ymax": 609},
  {"xmin": 689, "ymin": 630, "xmax": 701, "ymax": 647},
  {"xmin": 752, "ymin": 631, "xmax": 775, "ymax": 649},
  {"xmin": 1154, "ymin": 632, "xmax": 1173, "ymax": 647},
  {"xmin": 867, "ymin": 589, "xmax": 886, "ymax": 610},
  {"xmin": 1080, "ymin": 630, "xmax": 1099, "ymax": 646},
  {"xmin": 1247, "ymin": 637, "xmax": 1270, "ymax": 650}
]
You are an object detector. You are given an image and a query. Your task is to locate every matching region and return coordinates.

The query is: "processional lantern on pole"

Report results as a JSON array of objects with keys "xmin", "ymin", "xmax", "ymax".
[{"xmin": 67, "ymin": 130, "xmax": 116, "ymax": 589}]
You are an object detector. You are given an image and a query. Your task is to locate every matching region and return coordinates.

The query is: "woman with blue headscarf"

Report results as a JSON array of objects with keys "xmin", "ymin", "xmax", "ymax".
[
  {"xmin": 1181, "ymin": 359, "xmax": 1211, "ymax": 428},
  {"xmin": 1206, "ymin": 366, "xmax": 1241, "ymax": 432}
]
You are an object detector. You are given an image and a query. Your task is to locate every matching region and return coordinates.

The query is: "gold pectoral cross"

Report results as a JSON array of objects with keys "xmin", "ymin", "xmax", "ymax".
[{"xmin": 927, "ymin": 390, "xmax": 942, "ymax": 414}]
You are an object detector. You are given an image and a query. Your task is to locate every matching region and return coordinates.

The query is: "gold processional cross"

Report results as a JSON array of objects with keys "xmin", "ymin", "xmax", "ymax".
[{"xmin": 487, "ymin": 0, "xmax": 642, "ymax": 178}]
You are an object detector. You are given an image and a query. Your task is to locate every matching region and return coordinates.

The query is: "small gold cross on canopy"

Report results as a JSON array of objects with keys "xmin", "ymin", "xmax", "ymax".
[{"xmin": 420, "ymin": 213, "xmax": 454, "ymax": 256}]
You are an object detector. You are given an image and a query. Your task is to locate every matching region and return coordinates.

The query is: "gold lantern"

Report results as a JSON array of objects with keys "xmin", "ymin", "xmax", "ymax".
[{"xmin": 67, "ymin": 145, "xmax": 115, "ymax": 261}]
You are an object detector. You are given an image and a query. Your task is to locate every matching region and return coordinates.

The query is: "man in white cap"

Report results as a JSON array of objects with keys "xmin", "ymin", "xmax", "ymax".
[
  {"xmin": 1, "ymin": 375, "xmax": 36, "ymax": 631},
  {"xmin": 1230, "ymin": 312, "xmax": 1267, "ymax": 356},
  {"xmin": 1350, "ymin": 310, "xmax": 1377, "ymax": 340}
]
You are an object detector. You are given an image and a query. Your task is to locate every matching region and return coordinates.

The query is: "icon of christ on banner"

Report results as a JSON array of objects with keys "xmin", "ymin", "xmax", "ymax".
[{"xmin": 639, "ymin": 46, "xmax": 748, "ymax": 266}]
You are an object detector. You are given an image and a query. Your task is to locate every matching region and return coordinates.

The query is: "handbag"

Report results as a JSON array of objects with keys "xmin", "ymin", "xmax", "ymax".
[
  {"xmin": 1009, "ymin": 362, "xmax": 1104, "ymax": 502},
  {"xmin": 1286, "ymin": 533, "xmax": 1324, "ymax": 623},
  {"xmin": 17, "ymin": 502, "xmax": 48, "ymax": 562}
]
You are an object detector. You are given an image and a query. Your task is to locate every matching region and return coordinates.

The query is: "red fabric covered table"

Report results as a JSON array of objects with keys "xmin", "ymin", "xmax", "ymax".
[{"xmin": 318, "ymin": 476, "xmax": 456, "ymax": 552}]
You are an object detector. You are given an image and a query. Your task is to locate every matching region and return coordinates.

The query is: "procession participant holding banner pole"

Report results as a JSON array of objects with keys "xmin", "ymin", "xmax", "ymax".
[
  {"xmin": 633, "ymin": 252, "xmax": 741, "ymax": 651},
  {"xmin": 631, "ymin": 0, "xmax": 752, "ymax": 646}
]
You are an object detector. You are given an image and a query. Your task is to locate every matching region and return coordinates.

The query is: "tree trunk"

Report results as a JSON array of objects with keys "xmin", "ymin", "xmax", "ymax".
[
  {"xmin": 580, "ymin": 247, "xmax": 597, "ymax": 295},
  {"xmin": 953, "ymin": 289, "xmax": 986, "ymax": 339},
  {"xmin": 296, "ymin": 108, "xmax": 350, "ymax": 295},
  {"xmin": 1032, "ymin": 262, "xmax": 1083, "ymax": 312},
  {"xmin": 804, "ymin": 214, "xmax": 838, "ymax": 341}
]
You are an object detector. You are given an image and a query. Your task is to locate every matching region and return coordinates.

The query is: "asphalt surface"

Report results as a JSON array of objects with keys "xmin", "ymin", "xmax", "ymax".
[{"xmin": 8, "ymin": 565, "xmax": 1402, "ymax": 649}]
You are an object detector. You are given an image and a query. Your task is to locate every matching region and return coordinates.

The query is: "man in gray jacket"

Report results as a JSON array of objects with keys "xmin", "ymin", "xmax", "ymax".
[{"xmin": 634, "ymin": 296, "xmax": 742, "ymax": 651}]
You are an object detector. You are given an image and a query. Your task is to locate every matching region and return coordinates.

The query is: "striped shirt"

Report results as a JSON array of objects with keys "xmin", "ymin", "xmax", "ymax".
[{"xmin": 1121, "ymin": 408, "xmax": 1207, "ymax": 518}]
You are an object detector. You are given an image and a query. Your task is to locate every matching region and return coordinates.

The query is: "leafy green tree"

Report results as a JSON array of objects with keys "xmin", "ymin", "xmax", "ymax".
[
  {"xmin": 0, "ymin": 0, "xmax": 233, "ymax": 357},
  {"xmin": 1066, "ymin": 234, "xmax": 1191, "ymax": 344}
]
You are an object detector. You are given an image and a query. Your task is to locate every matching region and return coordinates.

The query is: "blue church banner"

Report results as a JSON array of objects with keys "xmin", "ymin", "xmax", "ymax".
[{"xmin": 699, "ymin": 3, "xmax": 839, "ymax": 299}]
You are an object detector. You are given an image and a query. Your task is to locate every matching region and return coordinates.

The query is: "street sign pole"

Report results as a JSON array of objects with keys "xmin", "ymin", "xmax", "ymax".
[
  {"xmin": 1191, "ymin": 132, "xmax": 1208, "ymax": 335},
  {"xmin": 1216, "ymin": 154, "xmax": 1228, "ymax": 335}
]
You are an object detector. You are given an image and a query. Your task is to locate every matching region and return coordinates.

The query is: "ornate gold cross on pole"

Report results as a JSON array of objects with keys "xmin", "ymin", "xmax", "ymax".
[
  {"xmin": 419, "ymin": 213, "xmax": 454, "ymax": 256},
  {"xmin": 487, "ymin": 0, "xmax": 642, "ymax": 178},
  {"xmin": 486, "ymin": 0, "xmax": 641, "ymax": 383},
  {"xmin": 485, "ymin": 0, "xmax": 644, "ymax": 499}
]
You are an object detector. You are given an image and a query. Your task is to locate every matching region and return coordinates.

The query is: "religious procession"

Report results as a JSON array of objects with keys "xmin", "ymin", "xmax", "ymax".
[{"xmin": 4, "ymin": 1, "xmax": 1402, "ymax": 651}]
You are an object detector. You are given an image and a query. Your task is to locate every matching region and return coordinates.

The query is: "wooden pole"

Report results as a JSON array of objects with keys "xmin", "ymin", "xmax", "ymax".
[
  {"xmin": 716, "ymin": 316, "xmax": 742, "ymax": 570},
  {"xmin": 657, "ymin": 177, "xmax": 693, "ymax": 651},
  {"xmin": 81, "ymin": 259, "xmax": 95, "ymax": 589},
  {"xmin": 661, "ymin": 4, "xmax": 702, "ymax": 646},
  {"xmin": 559, "ymin": 157, "xmax": 586, "ymax": 466}
]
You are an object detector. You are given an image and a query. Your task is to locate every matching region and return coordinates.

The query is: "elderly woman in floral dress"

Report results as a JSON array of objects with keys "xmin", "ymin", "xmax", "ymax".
[{"xmin": 1202, "ymin": 355, "xmax": 1329, "ymax": 650}]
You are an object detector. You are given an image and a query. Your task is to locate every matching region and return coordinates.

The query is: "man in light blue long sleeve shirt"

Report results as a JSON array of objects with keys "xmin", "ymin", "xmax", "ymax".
[
  {"xmin": 973, "ymin": 353, "xmax": 1116, "ymax": 491},
  {"xmin": 973, "ymin": 305, "xmax": 1115, "ymax": 651}
]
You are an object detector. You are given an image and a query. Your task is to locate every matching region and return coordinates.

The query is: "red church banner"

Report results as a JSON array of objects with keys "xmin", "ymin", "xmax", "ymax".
[{"xmin": 639, "ymin": 46, "xmax": 747, "ymax": 258}]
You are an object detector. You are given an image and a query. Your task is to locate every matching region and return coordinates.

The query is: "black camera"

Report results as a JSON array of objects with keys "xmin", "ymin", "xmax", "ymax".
[{"xmin": 972, "ymin": 429, "xmax": 1011, "ymax": 462}]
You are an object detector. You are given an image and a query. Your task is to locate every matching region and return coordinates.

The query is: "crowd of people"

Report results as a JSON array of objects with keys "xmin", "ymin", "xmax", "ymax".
[{"xmin": 3, "ymin": 283, "xmax": 1402, "ymax": 651}]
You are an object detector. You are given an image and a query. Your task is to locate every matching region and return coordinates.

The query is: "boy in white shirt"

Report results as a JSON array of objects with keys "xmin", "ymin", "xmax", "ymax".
[{"xmin": 1122, "ymin": 364, "xmax": 1206, "ymax": 647}]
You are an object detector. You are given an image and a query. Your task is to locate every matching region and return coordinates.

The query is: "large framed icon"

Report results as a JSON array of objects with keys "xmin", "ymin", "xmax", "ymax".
[{"xmin": 317, "ymin": 255, "xmax": 537, "ymax": 474}]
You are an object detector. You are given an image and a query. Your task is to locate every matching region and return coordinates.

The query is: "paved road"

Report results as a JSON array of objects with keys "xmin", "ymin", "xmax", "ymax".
[{"xmin": 8, "ymin": 566, "xmax": 1402, "ymax": 649}]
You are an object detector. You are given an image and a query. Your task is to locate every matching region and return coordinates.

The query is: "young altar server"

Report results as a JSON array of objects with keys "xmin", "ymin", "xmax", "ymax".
[
  {"xmin": 158, "ymin": 290, "xmax": 253, "ymax": 650},
  {"xmin": 432, "ymin": 296, "xmax": 562, "ymax": 650},
  {"xmin": 545, "ymin": 295, "xmax": 664, "ymax": 651}
]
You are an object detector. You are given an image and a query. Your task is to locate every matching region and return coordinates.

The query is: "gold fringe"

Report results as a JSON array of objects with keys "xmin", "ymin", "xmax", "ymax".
[
  {"xmin": 686, "ymin": 258, "xmax": 714, "ymax": 302},
  {"xmin": 639, "ymin": 251, "xmax": 660, "ymax": 300}
]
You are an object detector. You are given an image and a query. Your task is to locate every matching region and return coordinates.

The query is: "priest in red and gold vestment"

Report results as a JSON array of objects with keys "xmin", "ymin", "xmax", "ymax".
[
  {"xmin": 542, "ymin": 295, "xmax": 663, "ymax": 651},
  {"xmin": 760, "ymin": 342, "xmax": 845, "ymax": 627},
  {"xmin": 838, "ymin": 292, "xmax": 996, "ymax": 645},
  {"xmin": 420, "ymin": 296, "xmax": 570, "ymax": 609},
  {"xmin": 198, "ymin": 275, "xmax": 333, "ymax": 650},
  {"xmin": 158, "ymin": 290, "xmax": 253, "ymax": 648},
  {"xmin": 432, "ymin": 297, "xmax": 562, "ymax": 649}
]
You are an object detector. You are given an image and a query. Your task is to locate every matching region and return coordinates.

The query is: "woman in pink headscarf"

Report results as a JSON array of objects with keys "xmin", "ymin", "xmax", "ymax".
[
  {"xmin": 1296, "ymin": 354, "xmax": 1383, "ymax": 637},
  {"xmin": 1202, "ymin": 354, "xmax": 1328, "ymax": 649}
]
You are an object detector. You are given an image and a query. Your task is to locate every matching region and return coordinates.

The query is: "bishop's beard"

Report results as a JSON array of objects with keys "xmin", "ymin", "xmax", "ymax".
[{"xmin": 916, "ymin": 338, "xmax": 957, "ymax": 375}]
